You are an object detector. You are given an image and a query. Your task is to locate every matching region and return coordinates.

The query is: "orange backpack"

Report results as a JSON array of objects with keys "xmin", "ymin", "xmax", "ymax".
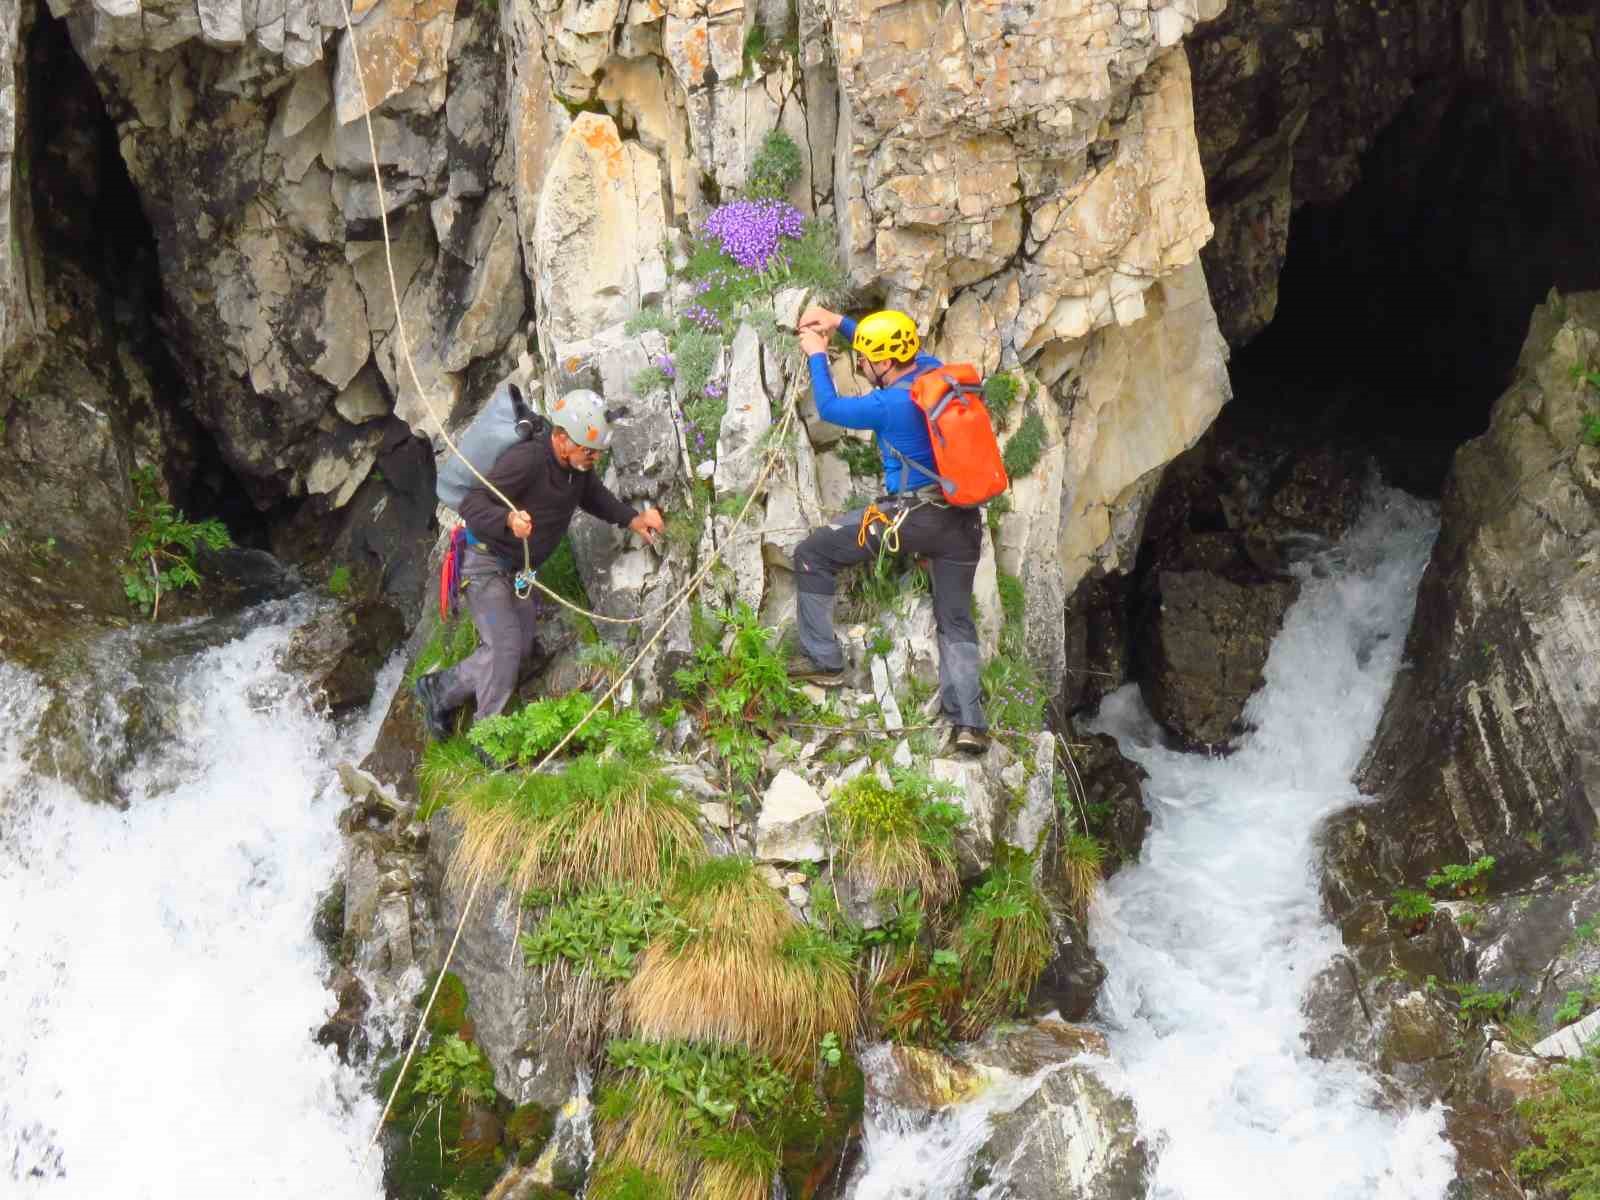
[{"xmin": 898, "ymin": 364, "xmax": 1010, "ymax": 507}]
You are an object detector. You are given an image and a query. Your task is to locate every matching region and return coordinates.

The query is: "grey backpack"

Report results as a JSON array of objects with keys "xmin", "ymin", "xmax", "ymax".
[{"xmin": 435, "ymin": 382, "xmax": 546, "ymax": 511}]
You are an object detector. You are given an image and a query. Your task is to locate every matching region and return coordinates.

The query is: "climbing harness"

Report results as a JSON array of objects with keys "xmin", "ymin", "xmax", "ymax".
[{"xmin": 339, "ymin": 0, "xmax": 806, "ymax": 1157}]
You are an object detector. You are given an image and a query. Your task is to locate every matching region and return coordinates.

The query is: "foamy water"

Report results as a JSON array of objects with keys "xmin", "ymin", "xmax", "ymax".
[
  {"xmin": 0, "ymin": 601, "xmax": 397, "ymax": 1197},
  {"xmin": 1085, "ymin": 485, "xmax": 1457, "ymax": 1199}
]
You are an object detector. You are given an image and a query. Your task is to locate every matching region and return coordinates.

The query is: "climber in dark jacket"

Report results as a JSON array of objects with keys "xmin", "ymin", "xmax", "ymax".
[
  {"xmin": 790, "ymin": 306, "xmax": 988, "ymax": 757},
  {"xmin": 414, "ymin": 389, "xmax": 664, "ymax": 739}
]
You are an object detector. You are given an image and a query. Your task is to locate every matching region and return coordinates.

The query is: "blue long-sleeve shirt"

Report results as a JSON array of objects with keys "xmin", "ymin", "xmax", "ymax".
[{"xmin": 807, "ymin": 315, "xmax": 942, "ymax": 495}]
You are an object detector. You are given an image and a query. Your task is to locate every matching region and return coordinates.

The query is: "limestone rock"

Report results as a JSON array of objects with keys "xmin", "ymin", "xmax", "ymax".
[
  {"xmin": 755, "ymin": 767, "xmax": 827, "ymax": 861},
  {"xmin": 712, "ymin": 323, "xmax": 772, "ymax": 498},
  {"xmin": 533, "ymin": 112, "xmax": 668, "ymax": 346}
]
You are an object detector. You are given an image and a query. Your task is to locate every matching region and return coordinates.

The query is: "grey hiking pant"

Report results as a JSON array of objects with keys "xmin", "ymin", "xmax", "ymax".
[
  {"xmin": 792, "ymin": 497, "xmax": 987, "ymax": 731},
  {"xmin": 433, "ymin": 549, "xmax": 541, "ymax": 721}
]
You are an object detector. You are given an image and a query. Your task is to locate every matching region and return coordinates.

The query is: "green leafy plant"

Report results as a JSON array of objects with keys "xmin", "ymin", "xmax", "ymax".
[
  {"xmin": 521, "ymin": 888, "xmax": 674, "ymax": 983},
  {"xmin": 1425, "ymin": 855, "xmax": 1496, "ymax": 898},
  {"xmin": 671, "ymin": 603, "xmax": 814, "ymax": 784},
  {"xmin": 982, "ymin": 373, "xmax": 1021, "ymax": 430},
  {"xmin": 1001, "ymin": 408, "xmax": 1047, "ymax": 480},
  {"xmin": 1513, "ymin": 1045, "xmax": 1600, "ymax": 1196},
  {"xmin": 1448, "ymin": 982, "xmax": 1515, "ymax": 1027},
  {"xmin": 327, "ymin": 564, "xmax": 353, "ymax": 597},
  {"xmin": 1553, "ymin": 979, "xmax": 1600, "ymax": 1027},
  {"xmin": 122, "ymin": 465, "xmax": 232, "ymax": 618},
  {"xmin": 605, "ymin": 1039, "xmax": 804, "ymax": 1137},
  {"xmin": 467, "ymin": 691, "xmax": 656, "ymax": 767},
  {"xmin": 411, "ymin": 1034, "xmax": 497, "ymax": 1107},
  {"xmin": 835, "ymin": 437, "xmax": 880, "ymax": 478},
  {"xmin": 1388, "ymin": 888, "xmax": 1435, "ymax": 931},
  {"xmin": 407, "ymin": 614, "xmax": 480, "ymax": 689}
]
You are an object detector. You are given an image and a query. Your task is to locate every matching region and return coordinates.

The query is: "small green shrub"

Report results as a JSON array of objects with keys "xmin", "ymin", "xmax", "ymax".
[
  {"xmin": 122, "ymin": 465, "xmax": 232, "ymax": 617},
  {"xmin": 326, "ymin": 564, "xmax": 353, "ymax": 597},
  {"xmin": 1001, "ymin": 408, "xmax": 1047, "ymax": 481},
  {"xmin": 605, "ymin": 1038, "xmax": 808, "ymax": 1135},
  {"xmin": 1513, "ymin": 1045, "xmax": 1600, "ymax": 1197},
  {"xmin": 982, "ymin": 570, "xmax": 1047, "ymax": 735},
  {"xmin": 983, "ymin": 373, "xmax": 1021, "ymax": 430},
  {"xmin": 625, "ymin": 306, "xmax": 677, "ymax": 337},
  {"xmin": 1553, "ymin": 979, "xmax": 1600, "ymax": 1027},
  {"xmin": 672, "ymin": 603, "xmax": 814, "ymax": 783},
  {"xmin": 521, "ymin": 888, "xmax": 673, "ymax": 983},
  {"xmin": 830, "ymin": 770, "xmax": 966, "ymax": 906},
  {"xmin": 1426, "ymin": 855, "xmax": 1496, "ymax": 898},
  {"xmin": 1449, "ymin": 982, "xmax": 1514, "ymax": 1027},
  {"xmin": 1388, "ymin": 889, "xmax": 1435, "ymax": 926},
  {"xmin": 836, "ymin": 437, "xmax": 880, "ymax": 478},
  {"xmin": 746, "ymin": 128, "xmax": 802, "ymax": 197},
  {"xmin": 467, "ymin": 691, "xmax": 656, "ymax": 767}
]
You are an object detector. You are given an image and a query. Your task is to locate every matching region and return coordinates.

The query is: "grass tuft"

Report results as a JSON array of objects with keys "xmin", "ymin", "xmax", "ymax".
[
  {"xmin": 829, "ymin": 772, "xmax": 964, "ymax": 908},
  {"xmin": 443, "ymin": 754, "xmax": 706, "ymax": 901},
  {"xmin": 948, "ymin": 847, "xmax": 1053, "ymax": 1037},
  {"xmin": 622, "ymin": 859, "xmax": 858, "ymax": 1066}
]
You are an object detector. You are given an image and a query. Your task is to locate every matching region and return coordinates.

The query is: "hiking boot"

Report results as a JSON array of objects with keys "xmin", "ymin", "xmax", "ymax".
[
  {"xmin": 951, "ymin": 726, "xmax": 990, "ymax": 757},
  {"xmin": 413, "ymin": 672, "xmax": 456, "ymax": 741},
  {"xmin": 786, "ymin": 653, "xmax": 847, "ymax": 687}
]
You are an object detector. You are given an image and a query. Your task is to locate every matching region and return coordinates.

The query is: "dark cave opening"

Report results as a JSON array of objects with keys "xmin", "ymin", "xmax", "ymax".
[
  {"xmin": 1224, "ymin": 80, "xmax": 1600, "ymax": 497},
  {"xmin": 24, "ymin": 5, "xmax": 278, "ymax": 548}
]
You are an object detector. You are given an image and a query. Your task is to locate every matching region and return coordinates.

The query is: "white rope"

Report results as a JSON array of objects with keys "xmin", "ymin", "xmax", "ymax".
[{"xmin": 337, "ymin": 0, "xmax": 808, "ymax": 1159}]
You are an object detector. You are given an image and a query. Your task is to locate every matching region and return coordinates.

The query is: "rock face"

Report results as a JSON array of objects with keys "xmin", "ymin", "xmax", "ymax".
[
  {"xmin": 1357, "ymin": 292, "xmax": 1600, "ymax": 876},
  {"xmin": 1190, "ymin": 0, "xmax": 1600, "ymax": 346},
  {"xmin": 1137, "ymin": 568, "xmax": 1297, "ymax": 749}
]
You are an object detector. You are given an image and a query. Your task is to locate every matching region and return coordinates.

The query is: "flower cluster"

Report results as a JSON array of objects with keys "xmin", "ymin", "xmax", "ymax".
[
  {"xmin": 654, "ymin": 354, "xmax": 676, "ymax": 379},
  {"xmin": 702, "ymin": 199, "xmax": 806, "ymax": 271},
  {"xmin": 684, "ymin": 299, "xmax": 722, "ymax": 332},
  {"xmin": 703, "ymin": 380, "xmax": 725, "ymax": 400}
]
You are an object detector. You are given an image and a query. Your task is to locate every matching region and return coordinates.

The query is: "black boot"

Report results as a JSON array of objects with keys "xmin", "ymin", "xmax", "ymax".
[{"xmin": 413, "ymin": 672, "xmax": 456, "ymax": 741}]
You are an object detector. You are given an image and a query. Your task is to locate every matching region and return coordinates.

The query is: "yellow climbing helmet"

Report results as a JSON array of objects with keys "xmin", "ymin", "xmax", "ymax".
[{"xmin": 851, "ymin": 310, "xmax": 921, "ymax": 364}]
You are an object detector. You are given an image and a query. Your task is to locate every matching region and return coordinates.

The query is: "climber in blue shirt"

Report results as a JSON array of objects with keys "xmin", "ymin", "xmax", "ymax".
[{"xmin": 790, "ymin": 306, "xmax": 988, "ymax": 756}]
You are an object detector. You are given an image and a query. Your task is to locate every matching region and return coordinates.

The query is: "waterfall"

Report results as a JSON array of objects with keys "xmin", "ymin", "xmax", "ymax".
[
  {"xmin": 1085, "ymin": 485, "xmax": 1457, "ymax": 1199},
  {"xmin": 1, "ymin": 599, "xmax": 396, "ymax": 1197}
]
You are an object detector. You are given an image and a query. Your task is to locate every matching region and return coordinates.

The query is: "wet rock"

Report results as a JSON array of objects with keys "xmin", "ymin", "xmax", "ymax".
[
  {"xmin": 1063, "ymin": 729, "xmax": 1150, "ymax": 876},
  {"xmin": 1357, "ymin": 294, "xmax": 1600, "ymax": 880},
  {"xmin": 965, "ymin": 1023, "xmax": 1147, "ymax": 1200},
  {"xmin": 1026, "ymin": 919, "xmax": 1106, "ymax": 1024},
  {"xmin": 283, "ymin": 599, "xmax": 407, "ymax": 713},
  {"xmin": 1136, "ymin": 568, "xmax": 1298, "ymax": 749},
  {"xmin": 315, "ymin": 968, "xmax": 372, "ymax": 1064}
]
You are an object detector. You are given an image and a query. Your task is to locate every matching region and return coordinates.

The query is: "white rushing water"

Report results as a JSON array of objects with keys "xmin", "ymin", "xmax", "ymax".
[
  {"xmin": 0, "ymin": 601, "xmax": 396, "ymax": 1198},
  {"xmin": 1085, "ymin": 485, "xmax": 1457, "ymax": 1199}
]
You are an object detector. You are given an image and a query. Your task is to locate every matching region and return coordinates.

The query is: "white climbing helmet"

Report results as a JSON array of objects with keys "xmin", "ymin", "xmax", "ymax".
[{"xmin": 548, "ymin": 388, "xmax": 612, "ymax": 451}]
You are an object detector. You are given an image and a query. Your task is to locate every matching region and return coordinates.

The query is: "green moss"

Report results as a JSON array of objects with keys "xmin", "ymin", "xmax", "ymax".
[
  {"xmin": 506, "ymin": 1102, "xmax": 558, "ymax": 1164},
  {"xmin": 781, "ymin": 1052, "xmax": 866, "ymax": 1200},
  {"xmin": 421, "ymin": 971, "xmax": 471, "ymax": 1038},
  {"xmin": 982, "ymin": 373, "xmax": 1021, "ymax": 430}
]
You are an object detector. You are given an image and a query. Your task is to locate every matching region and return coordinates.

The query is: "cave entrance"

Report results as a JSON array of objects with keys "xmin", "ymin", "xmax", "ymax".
[
  {"xmin": 1224, "ymin": 80, "xmax": 1600, "ymax": 497},
  {"xmin": 24, "ymin": 3, "xmax": 276, "ymax": 546}
]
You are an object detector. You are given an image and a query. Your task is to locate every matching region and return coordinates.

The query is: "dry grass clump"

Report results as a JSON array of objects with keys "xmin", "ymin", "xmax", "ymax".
[
  {"xmin": 1058, "ymin": 831, "xmax": 1105, "ymax": 919},
  {"xmin": 829, "ymin": 773, "xmax": 962, "ymax": 908},
  {"xmin": 691, "ymin": 1157, "xmax": 768, "ymax": 1200},
  {"xmin": 621, "ymin": 858, "xmax": 859, "ymax": 1067},
  {"xmin": 444, "ymin": 754, "xmax": 704, "ymax": 901},
  {"xmin": 589, "ymin": 1085, "xmax": 696, "ymax": 1200}
]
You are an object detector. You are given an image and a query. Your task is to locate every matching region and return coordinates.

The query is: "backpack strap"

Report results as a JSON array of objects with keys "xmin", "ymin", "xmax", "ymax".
[{"xmin": 887, "ymin": 442, "xmax": 956, "ymax": 496}]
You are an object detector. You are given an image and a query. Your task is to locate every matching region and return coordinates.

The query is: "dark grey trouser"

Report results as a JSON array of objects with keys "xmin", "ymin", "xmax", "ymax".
[
  {"xmin": 792, "ymin": 497, "xmax": 987, "ymax": 730},
  {"xmin": 433, "ymin": 549, "xmax": 541, "ymax": 721}
]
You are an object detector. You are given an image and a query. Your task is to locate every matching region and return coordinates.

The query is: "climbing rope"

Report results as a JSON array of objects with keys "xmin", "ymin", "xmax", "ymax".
[{"xmin": 337, "ymin": 0, "xmax": 820, "ymax": 1154}]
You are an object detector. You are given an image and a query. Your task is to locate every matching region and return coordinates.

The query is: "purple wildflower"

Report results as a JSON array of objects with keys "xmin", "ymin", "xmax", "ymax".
[
  {"xmin": 655, "ymin": 354, "xmax": 676, "ymax": 379},
  {"xmin": 704, "ymin": 380, "xmax": 725, "ymax": 399},
  {"xmin": 702, "ymin": 199, "xmax": 806, "ymax": 271}
]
